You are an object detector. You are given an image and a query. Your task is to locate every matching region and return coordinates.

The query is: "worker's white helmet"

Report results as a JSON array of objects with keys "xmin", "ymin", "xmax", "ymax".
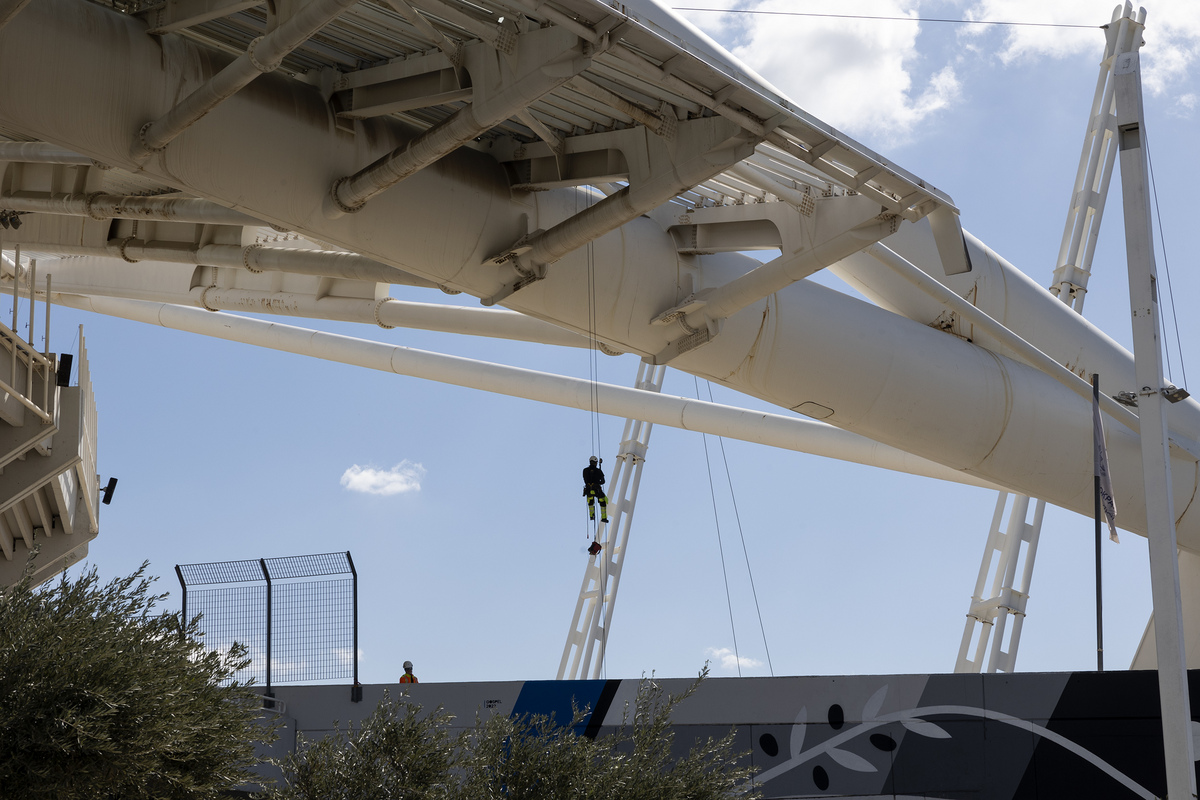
[
  {"xmin": 589, "ymin": 456, "xmax": 598, "ymax": 463},
  {"xmin": 403, "ymin": 660, "xmax": 413, "ymax": 670}
]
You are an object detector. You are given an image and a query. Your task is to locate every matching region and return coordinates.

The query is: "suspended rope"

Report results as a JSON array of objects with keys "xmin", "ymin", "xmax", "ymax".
[
  {"xmin": 584, "ymin": 190, "xmax": 602, "ymax": 459},
  {"xmin": 696, "ymin": 376, "xmax": 742, "ymax": 676},
  {"xmin": 1146, "ymin": 141, "xmax": 1189, "ymax": 389},
  {"xmin": 703, "ymin": 380, "xmax": 775, "ymax": 677},
  {"xmin": 582, "ymin": 186, "xmax": 607, "ymax": 680}
]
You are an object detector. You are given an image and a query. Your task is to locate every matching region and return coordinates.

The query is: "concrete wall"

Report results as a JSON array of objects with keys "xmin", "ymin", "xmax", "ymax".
[{"xmin": 253, "ymin": 670, "xmax": 1200, "ymax": 798}]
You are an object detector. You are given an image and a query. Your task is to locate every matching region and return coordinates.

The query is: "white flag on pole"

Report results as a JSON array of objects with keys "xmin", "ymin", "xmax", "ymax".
[{"xmin": 1093, "ymin": 392, "xmax": 1120, "ymax": 543}]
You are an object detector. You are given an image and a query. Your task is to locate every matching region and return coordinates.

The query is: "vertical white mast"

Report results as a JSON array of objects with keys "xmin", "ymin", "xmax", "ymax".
[{"xmin": 1113, "ymin": 46, "xmax": 1197, "ymax": 800}]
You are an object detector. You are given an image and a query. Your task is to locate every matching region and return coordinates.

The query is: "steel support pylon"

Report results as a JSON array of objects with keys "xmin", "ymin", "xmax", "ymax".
[
  {"xmin": 557, "ymin": 361, "xmax": 665, "ymax": 680},
  {"xmin": 1050, "ymin": 2, "xmax": 1146, "ymax": 311},
  {"xmin": 955, "ymin": 493, "xmax": 1046, "ymax": 673},
  {"xmin": 1113, "ymin": 46, "xmax": 1197, "ymax": 800},
  {"xmin": 955, "ymin": 3, "xmax": 1143, "ymax": 675}
]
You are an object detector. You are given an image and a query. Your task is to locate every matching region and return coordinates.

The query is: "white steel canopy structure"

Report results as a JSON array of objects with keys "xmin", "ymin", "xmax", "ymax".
[{"xmin": 0, "ymin": 0, "xmax": 1198, "ymax": 721}]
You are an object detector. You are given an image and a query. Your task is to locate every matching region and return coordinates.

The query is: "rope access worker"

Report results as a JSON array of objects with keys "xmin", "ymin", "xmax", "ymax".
[
  {"xmin": 399, "ymin": 660, "xmax": 418, "ymax": 684},
  {"xmin": 583, "ymin": 456, "xmax": 609, "ymax": 523}
]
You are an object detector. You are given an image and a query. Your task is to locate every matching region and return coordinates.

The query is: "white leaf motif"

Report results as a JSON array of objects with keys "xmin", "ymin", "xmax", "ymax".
[
  {"xmin": 790, "ymin": 706, "xmax": 807, "ymax": 758},
  {"xmin": 861, "ymin": 684, "xmax": 888, "ymax": 721},
  {"xmin": 901, "ymin": 718, "xmax": 951, "ymax": 739},
  {"xmin": 828, "ymin": 746, "xmax": 877, "ymax": 773}
]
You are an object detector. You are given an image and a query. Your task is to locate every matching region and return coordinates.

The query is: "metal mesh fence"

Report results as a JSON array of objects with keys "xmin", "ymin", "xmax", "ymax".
[
  {"xmin": 188, "ymin": 584, "xmax": 268, "ymax": 685},
  {"xmin": 176, "ymin": 552, "xmax": 357, "ymax": 687}
]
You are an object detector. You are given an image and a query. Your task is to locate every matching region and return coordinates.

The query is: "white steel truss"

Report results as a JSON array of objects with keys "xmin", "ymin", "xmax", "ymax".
[
  {"xmin": 955, "ymin": 2, "xmax": 1145, "ymax": 675},
  {"xmin": 955, "ymin": 493, "xmax": 1045, "ymax": 673},
  {"xmin": 1050, "ymin": 2, "xmax": 1146, "ymax": 312},
  {"xmin": 558, "ymin": 361, "xmax": 665, "ymax": 680}
]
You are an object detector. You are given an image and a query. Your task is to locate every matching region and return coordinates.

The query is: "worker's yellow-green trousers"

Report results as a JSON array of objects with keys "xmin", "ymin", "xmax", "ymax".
[{"xmin": 585, "ymin": 487, "xmax": 608, "ymax": 519}]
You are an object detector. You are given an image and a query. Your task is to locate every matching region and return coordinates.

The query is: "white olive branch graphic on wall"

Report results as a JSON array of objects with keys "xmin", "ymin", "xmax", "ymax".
[{"xmin": 755, "ymin": 684, "xmax": 1156, "ymax": 799}]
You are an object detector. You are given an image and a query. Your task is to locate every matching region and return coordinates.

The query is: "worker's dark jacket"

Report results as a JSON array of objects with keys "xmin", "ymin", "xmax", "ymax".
[{"xmin": 583, "ymin": 465, "xmax": 605, "ymax": 488}]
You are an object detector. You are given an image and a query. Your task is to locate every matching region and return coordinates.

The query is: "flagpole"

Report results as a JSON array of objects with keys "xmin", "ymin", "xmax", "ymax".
[{"xmin": 1093, "ymin": 373, "xmax": 1104, "ymax": 672}]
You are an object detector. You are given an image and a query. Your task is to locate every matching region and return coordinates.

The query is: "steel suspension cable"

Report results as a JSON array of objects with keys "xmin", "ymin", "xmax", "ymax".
[
  {"xmin": 582, "ymin": 187, "xmax": 608, "ymax": 679},
  {"xmin": 673, "ymin": 8, "xmax": 1099, "ymax": 29},
  {"xmin": 1146, "ymin": 141, "xmax": 1188, "ymax": 389},
  {"xmin": 584, "ymin": 190, "xmax": 602, "ymax": 459},
  {"xmin": 696, "ymin": 376, "xmax": 741, "ymax": 676},
  {"xmin": 704, "ymin": 380, "xmax": 774, "ymax": 676}
]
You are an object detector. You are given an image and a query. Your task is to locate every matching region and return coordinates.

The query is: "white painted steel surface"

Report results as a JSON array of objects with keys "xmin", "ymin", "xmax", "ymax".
[
  {"xmin": 54, "ymin": 292, "xmax": 997, "ymax": 489},
  {"xmin": 0, "ymin": 0, "xmax": 1196, "ymax": 597},
  {"xmin": 956, "ymin": 6, "xmax": 1142, "ymax": 675},
  {"xmin": 1113, "ymin": 49, "xmax": 1197, "ymax": 799}
]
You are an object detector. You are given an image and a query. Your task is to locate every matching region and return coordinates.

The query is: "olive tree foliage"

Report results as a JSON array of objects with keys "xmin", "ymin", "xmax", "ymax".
[
  {"xmin": 0, "ymin": 560, "xmax": 274, "ymax": 800},
  {"xmin": 271, "ymin": 667, "xmax": 760, "ymax": 800},
  {"xmin": 268, "ymin": 695, "xmax": 458, "ymax": 800}
]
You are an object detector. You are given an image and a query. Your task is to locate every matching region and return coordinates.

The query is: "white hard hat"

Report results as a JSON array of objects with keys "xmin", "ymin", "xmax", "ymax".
[
  {"xmin": 403, "ymin": 660, "xmax": 413, "ymax": 670},
  {"xmin": 589, "ymin": 456, "xmax": 598, "ymax": 463}
]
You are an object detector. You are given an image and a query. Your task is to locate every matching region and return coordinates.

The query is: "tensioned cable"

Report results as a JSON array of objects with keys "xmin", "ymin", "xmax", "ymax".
[
  {"xmin": 1146, "ymin": 140, "xmax": 1188, "ymax": 389},
  {"xmin": 673, "ymin": 8, "xmax": 1099, "ymax": 29},
  {"xmin": 582, "ymin": 188, "xmax": 609, "ymax": 680},
  {"xmin": 583, "ymin": 188, "xmax": 602, "ymax": 460},
  {"xmin": 704, "ymin": 379, "xmax": 774, "ymax": 677},
  {"xmin": 696, "ymin": 375, "xmax": 741, "ymax": 677}
]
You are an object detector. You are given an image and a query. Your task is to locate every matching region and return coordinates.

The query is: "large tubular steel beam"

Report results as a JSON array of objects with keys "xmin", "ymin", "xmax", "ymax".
[
  {"xmin": 55, "ymin": 292, "xmax": 998, "ymax": 489},
  {"xmin": 136, "ymin": 0, "xmax": 361, "ymax": 155},
  {"xmin": 0, "ymin": 143, "xmax": 94, "ymax": 165},
  {"xmin": 862, "ymin": 243, "xmax": 1183, "ymax": 450},
  {"xmin": 331, "ymin": 26, "xmax": 592, "ymax": 213},
  {"xmin": 1, "ymin": 191, "xmax": 268, "ymax": 227},
  {"xmin": 31, "ymin": 251, "xmax": 589, "ymax": 345},
  {"xmin": 182, "ymin": 290, "xmax": 595, "ymax": 347},
  {"xmin": 7, "ymin": 0, "xmax": 1197, "ymax": 545},
  {"xmin": 27, "ymin": 239, "xmax": 435, "ymax": 287}
]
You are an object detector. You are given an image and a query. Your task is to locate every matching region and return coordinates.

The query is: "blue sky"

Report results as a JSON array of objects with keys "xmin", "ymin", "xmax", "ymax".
[{"xmin": 43, "ymin": 0, "xmax": 1200, "ymax": 684}]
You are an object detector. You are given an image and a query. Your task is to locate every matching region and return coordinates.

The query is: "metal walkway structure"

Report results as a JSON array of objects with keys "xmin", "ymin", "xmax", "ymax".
[{"xmin": 0, "ymin": 252, "xmax": 99, "ymax": 586}]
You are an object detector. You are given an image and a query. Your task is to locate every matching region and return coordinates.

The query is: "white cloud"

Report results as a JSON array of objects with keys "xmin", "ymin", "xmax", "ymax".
[
  {"xmin": 700, "ymin": 0, "xmax": 961, "ymax": 146},
  {"xmin": 965, "ymin": 0, "xmax": 1200, "ymax": 114},
  {"xmin": 340, "ymin": 461, "xmax": 426, "ymax": 496},
  {"xmin": 706, "ymin": 646, "xmax": 764, "ymax": 672},
  {"xmin": 682, "ymin": 0, "xmax": 1199, "ymax": 144}
]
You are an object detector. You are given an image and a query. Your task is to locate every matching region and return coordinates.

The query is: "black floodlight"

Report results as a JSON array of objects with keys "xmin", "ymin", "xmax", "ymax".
[
  {"xmin": 1163, "ymin": 385, "xmax": 1191, "ymax": 404},
  {"xmin": 101, "ymin": 477, "xmax": 118, "ymax": 505},
  {"xmin": 55, "ymin": 353, "xmax": 72, "ymax": 387},
  {"xmin": 9, "ymin": 212, "xmax": 20, "ymax": 229},
  {"xmin": 1113, "ymin": 391, "xmax": 1139, "ymax": 407}
]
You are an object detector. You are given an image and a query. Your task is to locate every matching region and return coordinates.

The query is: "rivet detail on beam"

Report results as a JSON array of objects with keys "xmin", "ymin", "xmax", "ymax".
[
  {"xmin": 242, "ymin": 243, "xmax": 265, "ymax": 272},
  {"xmin": 374, "ymin": 297, "xmax": 396, "ymax": 329},
  {"xmin": 117, "ymin": 237, "xmax": 140, "ymax": 263},
  {"xmin": 245, "ymin": 37, "xmax": 278, "ymax": 73}
]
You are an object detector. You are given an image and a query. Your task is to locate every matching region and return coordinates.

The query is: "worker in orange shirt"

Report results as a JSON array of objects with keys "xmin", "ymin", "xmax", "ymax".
[{"xmin": 399, "ymin": 660, "xmax": 418, "ymax": 684}]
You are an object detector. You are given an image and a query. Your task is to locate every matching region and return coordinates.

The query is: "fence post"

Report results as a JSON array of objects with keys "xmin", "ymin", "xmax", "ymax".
[
  {"xmin": 175, "ymin": 564, "xmax": 187, "ymax": 636},
  {"xmin": 259, "ymin": 558, "xmax": 273, "ymax": 706}
]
